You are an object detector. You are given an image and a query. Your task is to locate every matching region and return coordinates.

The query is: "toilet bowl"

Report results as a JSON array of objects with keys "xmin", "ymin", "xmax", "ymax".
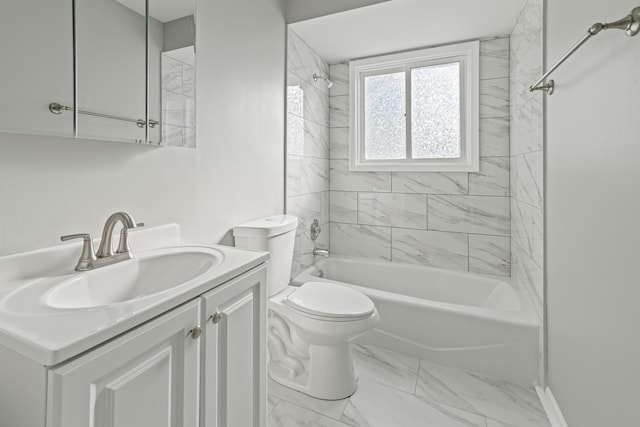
[
  {"xmin": 233, "ymin": 215, "xmax": 379, "ymax": 400},
  {"xmin": 268, "ymin": 282, "xmax": 379, "ymax": 400}
]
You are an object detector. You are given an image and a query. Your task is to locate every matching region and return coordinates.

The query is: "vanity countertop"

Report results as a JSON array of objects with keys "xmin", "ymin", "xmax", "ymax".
[{"xmin": 0, "ymin": 224, "xmax": 268, "ymax": 366}]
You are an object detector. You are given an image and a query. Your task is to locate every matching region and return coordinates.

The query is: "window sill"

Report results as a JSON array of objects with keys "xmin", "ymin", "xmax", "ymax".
[{"xmin": 348, "ymin": 159, "xmax": 480, "ymax": 173}]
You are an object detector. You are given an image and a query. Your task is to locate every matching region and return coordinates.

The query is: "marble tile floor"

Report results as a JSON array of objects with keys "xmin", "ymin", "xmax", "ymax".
[{"xmin": 267, "ymin": 343, "xmax": 551, "ymax": 427}]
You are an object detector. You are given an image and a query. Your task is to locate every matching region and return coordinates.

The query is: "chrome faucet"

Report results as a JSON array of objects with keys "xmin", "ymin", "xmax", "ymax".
[
  {"xmin": 313, "ymin": 247, "xmax": 329, "ymax": 257},
  {"xmin": 96, "ymin": 212, "xmax": 141, "ymax": 258},
  {"xmin": 61, "ymin": 212, "xmax": 143, "ymax": 271}
]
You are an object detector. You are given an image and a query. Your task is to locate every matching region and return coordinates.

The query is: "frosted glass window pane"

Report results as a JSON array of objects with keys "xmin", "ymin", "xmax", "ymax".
[
  {"xmin": 287, "ymin": 85, "xmax": 303, "ymax": 117},
  {"xmin": 364, "ymin": 72, "xmax": 406, "ymax": 160},
  {"xmin": 411, "ymin": 63, "xmax": 461, "ymax": 159},
  {"xmin": 287, "ymin": 84, "xmax": 304, "ymax": 156}
]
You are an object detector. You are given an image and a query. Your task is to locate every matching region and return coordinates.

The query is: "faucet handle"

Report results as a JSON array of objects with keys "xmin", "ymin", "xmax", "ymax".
[
  {"xmin": 115, "ymin": 222, "xmax": 144, "ymax": 254},
  {"xmin": 60, "ymin": 233, "xmax": 97, "ymax": 271}
]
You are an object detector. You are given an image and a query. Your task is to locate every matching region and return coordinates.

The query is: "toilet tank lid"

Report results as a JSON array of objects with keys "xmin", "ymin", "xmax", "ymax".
[{"xmin": 233, "ymin": 215, "xmax": 298, "ymax": 238}]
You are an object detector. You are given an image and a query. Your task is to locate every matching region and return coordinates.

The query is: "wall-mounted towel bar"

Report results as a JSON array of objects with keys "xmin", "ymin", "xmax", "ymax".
[
  {"xmin": 530, "ymin": 7, "xmax": 640, "ymax": 95},
  {"xmin": 48, "ymin": 102, "xmax": 159, "ymax": 128}
]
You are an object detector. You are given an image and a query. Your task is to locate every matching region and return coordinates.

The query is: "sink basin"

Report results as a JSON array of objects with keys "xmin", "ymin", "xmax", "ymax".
[{"xmin": 46, "ymin": 247, "xmax": 223, "ymax": 309}]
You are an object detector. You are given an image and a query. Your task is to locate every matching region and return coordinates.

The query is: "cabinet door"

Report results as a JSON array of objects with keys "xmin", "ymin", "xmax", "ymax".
[
  {"xmin": 201, "ymin": 266, "xmax": 267, "ymax": 427},
  {"xmin": 47, "ymin": 300, "xmax": 201, "ymax": 427}
]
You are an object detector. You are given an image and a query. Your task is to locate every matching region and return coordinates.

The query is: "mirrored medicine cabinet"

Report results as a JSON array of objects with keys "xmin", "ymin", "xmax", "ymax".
[{"xmin": 0, "ymin": 0, "xmax": 196, "ymax": 147}]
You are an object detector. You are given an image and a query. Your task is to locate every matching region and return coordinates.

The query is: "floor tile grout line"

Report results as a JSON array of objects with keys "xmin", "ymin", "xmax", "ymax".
[
  {"xmin": 267, "ymin": 392, "xmax": 350, "ymax": 424},
  {"xmin": 413, "ymin": 392, "xmax": 491, "ymax": 426},
  {"xmin": 352, "ymin": 342, "xmax": 421, "ymax": 394},
  {"xmin": 414, "ymin": 358, "xmax": 422, "ymax": 395},
  {"xmin": 354, "ymin": 374, "xmax": 418, "ymax": 397},
  {"xmin": 269, "ymin": 398, "xmax": 353, "ymax": 426},
  {"xmin": 358, "ymin": 371, "xmax": 494, "ymax": 426},
  {"xmin": 267, "ymin": 399, "xmax": 281, "ymax": 418},
  {"xmin": 338, "ymin": 394, "xmax": 353, "ymax": 425}
]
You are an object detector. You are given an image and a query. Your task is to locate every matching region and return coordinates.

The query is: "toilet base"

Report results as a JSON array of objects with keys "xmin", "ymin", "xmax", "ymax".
[
  {"xmin": 269, "ymin": 342, "xmax": 358, "ymax": 400},
  {"xmin": 266, "ymin": 287, "xmax": 379, "ymax": 401}
]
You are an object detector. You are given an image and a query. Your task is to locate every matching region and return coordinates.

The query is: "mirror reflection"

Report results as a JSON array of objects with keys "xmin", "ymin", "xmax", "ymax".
[
  {"xmin": 158, "ymin": 27, "xmax": 196, "ymax": 147},
  {"xmin": 76, "ymin": 0, "xmax": 148, "ymax": 143},
  {"xmin": 0, "ymin": 0, "xmax": 195, "ymax": 147}
]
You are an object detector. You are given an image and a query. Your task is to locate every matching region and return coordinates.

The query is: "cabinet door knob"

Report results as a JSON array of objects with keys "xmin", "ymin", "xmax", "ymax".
[
  {"xmin": 210, "ymin": 311, "xmax": 222, "ymax": 324},
  {"xmin": 190, "ymin": 326, "xmax": 202, "ymax": 339}
]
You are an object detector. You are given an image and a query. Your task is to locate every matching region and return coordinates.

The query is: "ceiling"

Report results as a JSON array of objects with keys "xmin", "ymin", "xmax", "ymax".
[
  {"xmin": 115, "ymin": 0, "xmax": 193, "ymax": 23},
  {"xmin": 285, "ymin": 0, "xmax": 391, "ymax": 24},
  {"xmin": 290, "ymin": 0, "xmax": 527, "ymax": 64}
]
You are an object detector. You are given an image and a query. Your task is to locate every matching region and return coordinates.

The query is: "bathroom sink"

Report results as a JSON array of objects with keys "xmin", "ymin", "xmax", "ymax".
[
  {"xmin": 45, "ymin": 247, "xmax": 223, "ymax": 309},
  {"xmin": 0, "ymin": 224, "xmax": 269, "ymax": 366}
]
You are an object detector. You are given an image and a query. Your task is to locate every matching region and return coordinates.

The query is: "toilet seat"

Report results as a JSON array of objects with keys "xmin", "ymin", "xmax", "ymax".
[{"xmin": 285, "ymin": 282, "xmax": 375, "ymax": 321}]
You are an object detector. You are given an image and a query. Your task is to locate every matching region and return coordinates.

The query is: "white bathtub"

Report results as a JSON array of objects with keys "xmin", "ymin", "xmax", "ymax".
[{"xmin": 292, "ymin": 257, "xmax": 539, "ymax": 385}]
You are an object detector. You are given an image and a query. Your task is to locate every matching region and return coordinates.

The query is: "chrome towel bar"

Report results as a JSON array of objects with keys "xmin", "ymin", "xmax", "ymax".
[
  {"xmin": 530, "ymin": 6, "xmax": 640, "ymax": 95},
  {"xmin": 48, "ymin": 102, "xmax": 159, "ymax": 128}
]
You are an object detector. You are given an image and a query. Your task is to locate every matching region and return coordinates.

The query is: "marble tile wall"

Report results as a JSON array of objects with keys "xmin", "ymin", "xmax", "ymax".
[
  {"xmin": 328, "ymin": 38, "xmax": 512, "ymax": 277},
  {"xmin": 510, "ymin": 0, "xmax": 544, "ymax": 320},
  {"xmin": 286, "ymin": 30, "xmax": 331, "ymax": 277},
  {"xmin": 161, "ymin": 52, "xmax": 196, "ymax": 148}
]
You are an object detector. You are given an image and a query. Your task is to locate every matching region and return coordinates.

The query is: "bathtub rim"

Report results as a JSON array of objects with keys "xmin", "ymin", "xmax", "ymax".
[{"xmin": 291, "ymin": 256, "xmax": 539, "ymax": 329}]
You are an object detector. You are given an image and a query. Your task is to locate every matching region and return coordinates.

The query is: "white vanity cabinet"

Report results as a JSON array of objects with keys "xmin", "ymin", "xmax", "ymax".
[
  {"xmin": 47, "ymin": 300, "xmax": 202, "ymax": 427},
  {"xmin": 200, "ymin": 266, "xmax": 267, "ymax": 427},
  {"xmin": 0, "ymin": 262, "xmax": 267, "ymax": 427}
]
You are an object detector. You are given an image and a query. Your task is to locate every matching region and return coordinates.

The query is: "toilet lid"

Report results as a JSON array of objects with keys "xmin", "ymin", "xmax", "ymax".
[{"xmin": 286, "ymin": 282, "xmax": 375, "ymax": 319}]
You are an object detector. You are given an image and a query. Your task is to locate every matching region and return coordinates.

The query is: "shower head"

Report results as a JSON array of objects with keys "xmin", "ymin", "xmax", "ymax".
[{"xmin": 313, "ymin": 73, "xmax": 334, "ymax": 88}]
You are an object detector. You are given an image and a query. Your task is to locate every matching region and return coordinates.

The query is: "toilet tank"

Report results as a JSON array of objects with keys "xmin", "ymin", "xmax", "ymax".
[{"xmin": 233, "ymin": 215, "xmax": 298, "ymax": 296}]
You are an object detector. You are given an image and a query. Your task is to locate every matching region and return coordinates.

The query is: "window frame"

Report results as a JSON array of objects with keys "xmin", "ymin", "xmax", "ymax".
[{"xmin": 349, "ymin": 41, "xmax": 480, "ymax": 172}]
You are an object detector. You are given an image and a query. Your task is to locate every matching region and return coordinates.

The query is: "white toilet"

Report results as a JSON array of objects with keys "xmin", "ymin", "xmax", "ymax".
[{"xmin": 233, "ymin": 215, "xmax": 379, "ymax": 400}]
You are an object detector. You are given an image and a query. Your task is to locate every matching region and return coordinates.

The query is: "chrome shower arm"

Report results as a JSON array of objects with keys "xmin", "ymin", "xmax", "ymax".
[{"xmin": 528, "ymin": 29, "xmax": 594, "ymax": 95}]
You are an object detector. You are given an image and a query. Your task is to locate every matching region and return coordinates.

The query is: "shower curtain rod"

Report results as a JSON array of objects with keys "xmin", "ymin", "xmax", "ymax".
[{"xmin": 530, "ymin": 7, "xmax": 640, "ymax": 95}]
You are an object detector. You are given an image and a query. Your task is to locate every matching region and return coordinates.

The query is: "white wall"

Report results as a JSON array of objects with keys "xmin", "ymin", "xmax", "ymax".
[
  {"xmin": 0, "ymin": 0, "xmax": 286, "ymax": 257},
  {"xmin": 546, "ymin": 0, "xmax": 640, "ymax": 425}
]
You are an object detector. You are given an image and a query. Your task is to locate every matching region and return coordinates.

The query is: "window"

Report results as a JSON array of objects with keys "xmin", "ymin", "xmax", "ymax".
[{"xmin": 349, "ymin": 41, "xmax": 479, "ymax": 172}]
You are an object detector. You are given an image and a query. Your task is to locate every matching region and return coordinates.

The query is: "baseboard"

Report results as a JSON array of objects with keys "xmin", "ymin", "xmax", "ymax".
[{"xmin": 536, "ymin": 386, "xmax": 569, "ymax": 427}]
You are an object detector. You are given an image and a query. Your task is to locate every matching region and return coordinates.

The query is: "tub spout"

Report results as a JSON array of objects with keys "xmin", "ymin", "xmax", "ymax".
[{"xmin": 313, "ymin": 247, "xmax": 329, "ymax": 257}]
